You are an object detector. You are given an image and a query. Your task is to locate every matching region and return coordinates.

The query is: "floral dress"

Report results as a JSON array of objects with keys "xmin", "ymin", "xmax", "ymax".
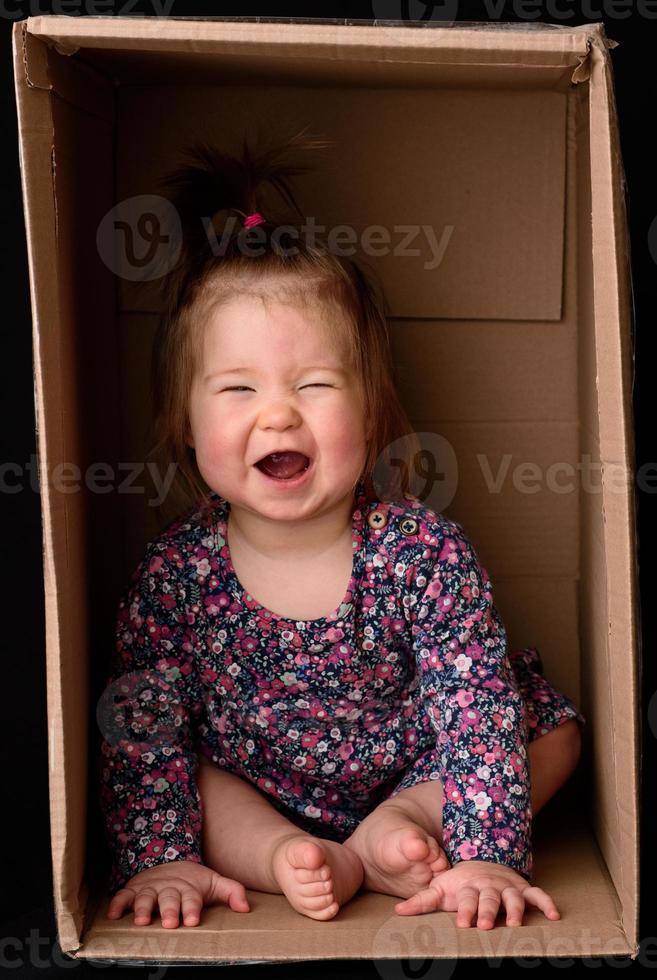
[{"xmin": 98, "ymin": 479, "xmax": 585, "ymax": 894}]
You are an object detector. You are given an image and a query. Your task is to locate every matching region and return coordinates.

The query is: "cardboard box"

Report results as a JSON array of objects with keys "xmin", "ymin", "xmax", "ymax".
[{"xmin": 13, "ymin": 14, "xmax": 640, "ymax": 964}]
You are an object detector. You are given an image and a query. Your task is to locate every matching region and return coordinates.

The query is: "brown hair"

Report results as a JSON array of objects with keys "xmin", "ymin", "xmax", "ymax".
[{"xmin": 146, "ymin": 127, "xmax": 421, "ymax": 525}]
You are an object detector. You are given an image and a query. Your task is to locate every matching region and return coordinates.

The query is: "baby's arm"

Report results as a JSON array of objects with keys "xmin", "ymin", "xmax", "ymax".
[
  {"xmin": 98, "ymin": 542, "xmax": 210, "ymax": 896},
  {"xmin": 409, "ymin": 515, "xmax": 533, "ymax": 882}
]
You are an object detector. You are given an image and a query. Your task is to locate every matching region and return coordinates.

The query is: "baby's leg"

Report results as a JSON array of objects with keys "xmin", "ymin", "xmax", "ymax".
[
  {"xmin": 526, "ymin": 717, "xmax": 583, "ymax": 813},
  {"xmin": 196, "ymin": 756, "xmax": 363, "ymax": 920},
  {"xmin": 343, "ymin": 719, "xmax": 582, "ymax": 899}
]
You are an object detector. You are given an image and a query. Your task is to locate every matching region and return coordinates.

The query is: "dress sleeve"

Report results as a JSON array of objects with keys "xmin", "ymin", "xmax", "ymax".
[
  {"xmin": 410, "ymin": 516, "xmax": 533, "ymax": 882},
  {"xmin": 97, "ymin": 542, "xmax": 205, "ymax": 894}
]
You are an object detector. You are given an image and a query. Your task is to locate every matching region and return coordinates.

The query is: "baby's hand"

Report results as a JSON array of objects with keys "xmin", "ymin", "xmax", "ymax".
[
  {"xmin": 394, "ymin": 860, "xmax": 560, "ymax": 929},
  {"xmin": 106, "ymin": 859, "xmax": 251, "ymax": 928}
]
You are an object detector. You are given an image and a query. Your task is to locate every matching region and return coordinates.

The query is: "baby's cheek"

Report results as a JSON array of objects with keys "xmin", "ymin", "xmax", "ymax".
[
  {"xmin": 325, "ymin": 405, "xmax": 367, "ymax": 454},
  {"xmin": 196, "ymin": 406, "xmax": 240, "ymax": 456}
]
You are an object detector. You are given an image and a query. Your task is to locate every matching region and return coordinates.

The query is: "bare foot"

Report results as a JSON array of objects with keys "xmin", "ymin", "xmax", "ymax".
[
  {"xmin": 343, "ymin": 806, "xmax": 450, "ymax": 899},
  {"xmin": 270, "ymin": 833, "xmax": 364, "ymax": 921}
]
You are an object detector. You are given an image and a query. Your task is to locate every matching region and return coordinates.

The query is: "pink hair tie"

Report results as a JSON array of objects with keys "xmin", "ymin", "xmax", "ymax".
[{"xmin": 243, "ymin": 212, "xmax": 265, "ymax": 229}]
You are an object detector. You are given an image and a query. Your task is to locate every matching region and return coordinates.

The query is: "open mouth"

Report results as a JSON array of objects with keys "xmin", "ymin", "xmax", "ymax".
[{"xmin": 254, "ymin": 451, "xmax": 312, "ymax": 481}]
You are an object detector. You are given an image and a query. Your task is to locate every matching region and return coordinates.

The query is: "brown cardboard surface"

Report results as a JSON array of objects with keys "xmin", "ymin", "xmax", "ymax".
[
  {"xmin": 76, "ymin": 796, "xmax": 631, "ymax": 963},
  {"xmin": 392, "ymin": 318, "xmax": 579, "ymax": 422},
  {"xmin": 24, "ymin": 16, "xmax": 596, "ymax": 61},
  {"xmin": 13, "ymin": 18, "xmax": 122, "ymax": 956},
  {"xmin": 112, "ymin": 85, "xmax": 566, "ymax": 322},
  {"xmin": 577, "ymin": 36, "xmax": 640, "ymax": 947},
  {"xmin": 12, "ymin": 15, "xmax": 639, "ymax": 963}
]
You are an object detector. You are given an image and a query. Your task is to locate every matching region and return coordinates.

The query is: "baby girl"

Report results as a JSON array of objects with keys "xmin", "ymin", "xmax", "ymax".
[{"xmin": 99, "ymin": 131, "xmax": 585, "ymax": 932}]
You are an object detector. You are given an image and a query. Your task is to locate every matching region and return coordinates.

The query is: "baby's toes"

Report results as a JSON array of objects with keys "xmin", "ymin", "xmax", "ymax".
[
  {"xmin": 430, "ymin": 851, "xmax": 450, "ymax": 872},
  {"xmin": 294, "ymin": 864, "xmax": 331, "ymax": 884},
  {"xmin": 423, "ymin": 835, "xmax": 438, "ymax": 861},
  {"xmin": 298, "ymin": 877, "xmax": 334, "ymax": 900},
  {"xmin": 299, "ymin": 888, "xmax": 340, "ymax": 918},
  {"xmin": 287, "ymin": 838, "xmax": 326, "ymax": 873},
  {"xmin": 300, "ymin": 886, "xmax": 338, "ymax": 911},
  {"xmin": 425, "ymin": 837, "xmax": 450, "ymax": 873},
  {"xmin": 295, "ymin": 873, "xmax": 339, "ymax": 918},
  {"xmin": 306, "ymin": 899, "xmax": 340, "ymax": 919}
]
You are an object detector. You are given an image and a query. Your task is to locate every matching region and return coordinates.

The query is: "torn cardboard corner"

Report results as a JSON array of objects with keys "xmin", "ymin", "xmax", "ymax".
[
  {"xmin": 20, "ymin": 24, "xmax": 51, "ymax": 91},
  {"xmin": 570, "ymin": 30, "xmax": 621, "ymax": 85},
  {"xmin": 572, "ymin": 37, "xmax": 594, "ymax": 84},
  {"xmin": 12, "ymin": 14, "xmax": 639, "ymax": 965}
]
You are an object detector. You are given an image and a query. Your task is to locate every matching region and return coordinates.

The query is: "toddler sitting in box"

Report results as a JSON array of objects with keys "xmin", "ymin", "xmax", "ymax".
[{"xmin": 98, "ymin": 131, "xmax": 585, "ymax": 931}]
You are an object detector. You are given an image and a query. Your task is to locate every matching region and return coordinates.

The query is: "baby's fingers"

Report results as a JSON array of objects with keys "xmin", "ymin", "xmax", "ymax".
[
  {"xmin": 471, "ymin": 887, "xmax": 502, "ymax": 930},
  {"xmin": 179, "ymin": 888, "xmax": 204, "ymax": 926},
  {"xmin": 521, "ymin": 885, "xmax": 561, "ymax": 921},
  {"xmin": 156, "ymin": 885, "xmax": 198, "ymax": 929},
  {"xmin": 502, "ymin": 887, "xmax": 526, "ymax": 927},
  {"xmin": 206, "ymin": 872, "xmax": 251, "ymax": 913},
  {"xmin": 453, "ymin": 885, "xmax": 481, "ymax": 928},
  {"xmin": 133, "ymin": 886, "xmax": 160, "ymax": 926},
  {"xmin": 106, "ymin": 886, "xmax": 138, "ymax": 920},
  {"xmin": 395, "ymin": 882, "xmax": 444, "ymax": 916}
]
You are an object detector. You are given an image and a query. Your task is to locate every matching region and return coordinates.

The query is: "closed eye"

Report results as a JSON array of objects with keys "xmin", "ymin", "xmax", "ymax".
[
  {"xmin": 218, "ymin": 383, "xmax": 334, "ymax": 393},
  {"xmin": 221, "ymin": 381, "xmax": 334, "ymax": 391}
]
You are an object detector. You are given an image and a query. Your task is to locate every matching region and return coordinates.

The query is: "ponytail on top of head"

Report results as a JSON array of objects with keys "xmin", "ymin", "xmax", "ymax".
[
  {"xmin": 146, "ymin": 126, "xmax": 420, "ymax": 525},
  {"xmin": 155, "ymin": 126, "xmax": 334, "ymax": 321}
]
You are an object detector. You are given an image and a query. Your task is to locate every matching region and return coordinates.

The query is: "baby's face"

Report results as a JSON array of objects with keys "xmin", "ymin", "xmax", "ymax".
[{"xmin": 187, "ymin": 294, "xmax": 368, "ymax": 519}]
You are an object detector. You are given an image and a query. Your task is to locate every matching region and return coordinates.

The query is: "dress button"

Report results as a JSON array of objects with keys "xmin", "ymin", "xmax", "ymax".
[
  {"xmin": 367, "ymin": 508, "xmax": 388, "ymax": 530},
  {"xmin": 399, "ymin": 517, "xmax": 419, "ymax": 536}
]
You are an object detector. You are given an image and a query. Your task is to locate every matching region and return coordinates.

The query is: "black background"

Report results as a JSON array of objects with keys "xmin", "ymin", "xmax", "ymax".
[{"xmin": 1, "ymin": 2, "xmax": 654, "ymax": 976}]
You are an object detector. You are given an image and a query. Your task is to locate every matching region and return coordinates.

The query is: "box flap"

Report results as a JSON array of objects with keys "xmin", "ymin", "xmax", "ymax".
[
  {"xmin": 12, "ymin": 19, "xmax": 120, "ymax": 956},
  {"xmin": 582, "ymin": 31, "xmax": 640, "ymax": 953},
  {"xmin": 24, "ymin": 17, "xmax": 601, "ymax": 91},
  {"xmin": 23, "ymin": 15, "xmax": 599, "ymax": 61}
]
